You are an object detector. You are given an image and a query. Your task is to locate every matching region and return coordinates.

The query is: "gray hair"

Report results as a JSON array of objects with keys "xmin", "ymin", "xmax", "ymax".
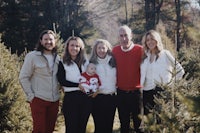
[
  {"xmin": 90, "ymin": 39, "xmax": 112, "ymax": 63},
  {"xmin": 89, "ymin": 39, "xmax": 116, "ymax": 67},
  {"xmin": 118, "ymin": 25, "xmax": 132, "ymax": 37}
]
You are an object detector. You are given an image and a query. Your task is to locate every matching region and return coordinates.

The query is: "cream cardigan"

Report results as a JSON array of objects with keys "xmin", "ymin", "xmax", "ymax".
[{"xmin": 140, "ymin": 50, "xmax": 185, "ymax": 91}]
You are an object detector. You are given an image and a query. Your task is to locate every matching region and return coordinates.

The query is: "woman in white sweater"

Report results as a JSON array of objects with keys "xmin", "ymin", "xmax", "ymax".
[
  {"xmin": 140, "ymin": 30, "xmax": 185, "ymax": 115},
  {"xmin": 89, "ymin": 39, "xmax": 117, "ymax": 133}
]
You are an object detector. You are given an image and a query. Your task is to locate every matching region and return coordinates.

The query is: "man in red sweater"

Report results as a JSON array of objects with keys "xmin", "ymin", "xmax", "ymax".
[{"xmin": 112, "ymin": 25, "xmax": 143, "ymax": 133}]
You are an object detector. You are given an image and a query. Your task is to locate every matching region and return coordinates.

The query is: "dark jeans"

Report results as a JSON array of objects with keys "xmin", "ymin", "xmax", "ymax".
[
  {"xmin": 92, "ymin": 93, "xmax": 116, "ymax": 133},
  {"xmin": 62, "ymin": 91, "xmax": 92, "ymax": 133},
  {"xmin": 143, "ymin": 89, "xmax": 156, "ymax": 115},
  {"xmin": 117, "ymin": 89, "xmax": 142, "ymax": 133},
  {"xmin": 143, "ymin": 86, "xmax": 163, "ymax": 123}
]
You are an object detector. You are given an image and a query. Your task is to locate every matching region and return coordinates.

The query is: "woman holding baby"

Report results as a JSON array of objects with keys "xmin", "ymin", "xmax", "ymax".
[
  {"xmin": 57, "ymin": 36, "xmax": 91, "ymax": 133},
  {"xmin": 57, "ymin": 36, "xmax": 116, "ymax": 133}
]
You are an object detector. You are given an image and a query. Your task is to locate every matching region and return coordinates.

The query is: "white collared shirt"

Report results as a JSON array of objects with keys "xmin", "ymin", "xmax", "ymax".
[{"xmin": 121, "ymin": 42, "xmax": 135, "ymax": 52}]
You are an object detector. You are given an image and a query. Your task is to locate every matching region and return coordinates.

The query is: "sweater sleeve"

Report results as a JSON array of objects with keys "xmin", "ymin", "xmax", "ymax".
[
  {"xmin": 165, "ymin": 50, "xmax": 185, "ymax": 80},
  {"xmin": 57, "ymin": 61, "xmax": 79, "ymax": 87}
]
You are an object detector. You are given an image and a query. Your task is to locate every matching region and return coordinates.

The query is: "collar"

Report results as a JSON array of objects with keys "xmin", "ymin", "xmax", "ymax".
[
  {"xmin": 34, "ymin": 50, "xmax": 60, "ymax": 62},
  {"xmin": 120, "ymin": 42, "xmax": 135, "ymax": 52},
  {"xmin": 97, "ymin": 55, "xmax": 111, "ymax": 64}
]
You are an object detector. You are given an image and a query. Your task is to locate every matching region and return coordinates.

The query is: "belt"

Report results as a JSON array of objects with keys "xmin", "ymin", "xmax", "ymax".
[
  {"xmin": 98, "ymin": 93, "xmax": 116, "ymax": 96},
  {"xmin": 117, "ymin": 89, "xmax": 140, "ymax": 94},
  {"xmin": 64, "ymin": 90, "xmax": 82, "ymax": 94}
]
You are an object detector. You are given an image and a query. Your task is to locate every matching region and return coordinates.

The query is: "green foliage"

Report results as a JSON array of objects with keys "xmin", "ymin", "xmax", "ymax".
[
  {"xmin": 0, "ymin": 36, "xmax": 32, "ymax": 132},
  {"xmin": 178, "ymin": 46, "xmax": 200, "ymax": 80},
  {"xmin": 0, "ymin": 0, "xmax": 95, "ymax": 55}
]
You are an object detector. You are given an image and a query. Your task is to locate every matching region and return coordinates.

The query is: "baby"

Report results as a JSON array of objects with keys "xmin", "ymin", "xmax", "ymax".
[{"xmin": 79, "ymin": 63, "xmax": 101, "ymax": 94}]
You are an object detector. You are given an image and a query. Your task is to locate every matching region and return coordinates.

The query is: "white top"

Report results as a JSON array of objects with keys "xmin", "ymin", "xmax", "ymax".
[
  {"xmin": 44, "ymin": 54, "xmax": 54, "ymax": 72},
  {"xmin": 144, "ymin": 61, "xmax": 156, "ymax": 90},
  {"xmin": 96, "ymin": 55, "xmax": 117, "ymax": 94},
  {"xmin": 121, "ymin": 42, "xmax": 134, "ymax": 52},
  {"xmin": 140, "ymin": 50, "xmax": 185, "ymax": 91}
]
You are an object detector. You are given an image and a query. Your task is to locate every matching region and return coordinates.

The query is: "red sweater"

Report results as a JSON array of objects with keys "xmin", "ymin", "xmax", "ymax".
[
  {"xmin": 112, "ymin": 44, "xmax": 143, "ymax": 91},
  {"xmin": 81, "ymin": 72, "xmax": 101, "ymax": 86}
]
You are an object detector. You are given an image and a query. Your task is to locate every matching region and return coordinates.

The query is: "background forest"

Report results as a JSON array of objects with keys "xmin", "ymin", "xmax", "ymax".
[{"xmin": 0, "ymin": 0, "xmax": 200, "ymax": 133}]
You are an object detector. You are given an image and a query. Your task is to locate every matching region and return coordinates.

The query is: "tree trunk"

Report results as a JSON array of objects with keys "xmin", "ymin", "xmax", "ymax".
[
  {"xmin": 145, "ymin": 0, "xmax": 156, "ymax": 30},
  {"xmin": 175, "ymin": 0, "xmax": 181, "ymax": 51}
]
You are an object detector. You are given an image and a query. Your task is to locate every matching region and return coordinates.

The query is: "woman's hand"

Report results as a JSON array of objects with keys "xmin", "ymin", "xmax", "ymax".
[
  {"xmin": 89, "ymin": 90, "xmax": 99, "ymax": 98},
  {"xmin": 79, "ymin": 84, "xmax": 86, "ymax": 93}
]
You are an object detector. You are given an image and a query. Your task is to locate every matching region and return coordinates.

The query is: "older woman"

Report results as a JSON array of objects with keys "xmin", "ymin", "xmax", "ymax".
[{"xmin": 90, "ymin": 39, "xmax": 117, "ymax": 133}]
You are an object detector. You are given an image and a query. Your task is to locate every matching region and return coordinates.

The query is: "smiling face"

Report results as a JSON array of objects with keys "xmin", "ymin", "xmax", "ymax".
[
  {"xmin": 87, "ymin": 63, "xmax": 96, "ymax": 75},
  {"xmin": 68, "ymin": 40, "xmax": 81, "ymax": 60},
  {"xmin": 145, "ymin": 34, "xmax": 157, "ymax": 52},
  {"xmin": 119, "ymin": 27, "xmax": 132, "ymax": 49},
  {"xmin": 40, "ymin": 33, "xmax": 56, "ymax": 54},
  {"xmin": 96, "ymin": 42, "xmax": 108, "ymax": 59}
]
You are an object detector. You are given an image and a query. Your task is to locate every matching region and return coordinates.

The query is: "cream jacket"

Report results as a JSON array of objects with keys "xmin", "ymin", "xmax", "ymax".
[
  {"xmin": 19, "ymin": 51, "xmax": 60, "ymax": 102},
  {"xmin": 140, "ymin": 50, "xmax": 185, "ymax": 90}
]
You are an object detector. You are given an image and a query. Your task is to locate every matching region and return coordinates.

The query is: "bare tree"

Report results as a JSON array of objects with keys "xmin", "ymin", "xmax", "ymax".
[{"xmin": 144, "ymin": 0, "xmax": 163, "ymax": 30}]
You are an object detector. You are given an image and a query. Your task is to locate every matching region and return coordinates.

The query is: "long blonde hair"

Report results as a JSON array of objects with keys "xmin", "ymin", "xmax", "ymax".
[{"xmin": 141, "ymin": 30, "xmax": 164, "ymax": 61}]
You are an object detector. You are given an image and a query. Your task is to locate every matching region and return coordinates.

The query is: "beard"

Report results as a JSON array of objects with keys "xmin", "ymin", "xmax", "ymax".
[{"xmin": 41, "ymin": 44, "xmax": 53, "ymax": 51}]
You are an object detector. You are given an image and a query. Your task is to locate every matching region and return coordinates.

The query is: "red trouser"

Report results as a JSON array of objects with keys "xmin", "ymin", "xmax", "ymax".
[{"xmin": 30, "ymin": 97, "xmax": 59, "ymax": 133}]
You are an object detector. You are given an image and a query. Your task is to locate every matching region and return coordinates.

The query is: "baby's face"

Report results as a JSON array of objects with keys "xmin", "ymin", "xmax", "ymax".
[{"xmin": 87, "ymin": 64, "xmax": 96, "ymax": 75}]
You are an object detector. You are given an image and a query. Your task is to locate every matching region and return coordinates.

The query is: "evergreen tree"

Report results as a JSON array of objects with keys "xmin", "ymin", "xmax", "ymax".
[
  {"xmin": 142, "ymin": 46, "xmax": 200, "ymax": 133},
  {"xmin": 0, "ymin": 0, "xmax": 95, "ymax": 55},
  {"xmin": 0, "ymin": 35, "xmax": 32, "ymax": 132}
]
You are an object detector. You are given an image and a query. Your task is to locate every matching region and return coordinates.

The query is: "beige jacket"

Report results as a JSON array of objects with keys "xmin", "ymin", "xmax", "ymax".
[{"xmin": 19, "ymin": 51, "xmax": 60, "ymax": 102}]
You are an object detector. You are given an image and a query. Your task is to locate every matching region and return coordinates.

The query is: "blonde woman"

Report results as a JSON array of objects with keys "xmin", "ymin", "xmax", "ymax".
[{"xmin": 140, "ymin": 30, "xmax": 185, "ymax": 115}]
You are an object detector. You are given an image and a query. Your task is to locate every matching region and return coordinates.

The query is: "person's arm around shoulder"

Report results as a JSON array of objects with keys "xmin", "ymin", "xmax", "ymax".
[{"xmin": 19, "ymin": 52, "xmax": 35, "ymax": 102}]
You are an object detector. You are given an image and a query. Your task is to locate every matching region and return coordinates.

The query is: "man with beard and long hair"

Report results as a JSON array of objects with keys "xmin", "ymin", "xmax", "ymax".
[{"xmin": 19, "ymin": 30, "xmax": 60, "ymax": 133}]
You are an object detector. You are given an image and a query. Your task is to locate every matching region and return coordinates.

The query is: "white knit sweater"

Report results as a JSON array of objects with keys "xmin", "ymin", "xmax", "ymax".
[{"xmin": 96, "ymin": 55, "xmax": 117, "ymax": 94}]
